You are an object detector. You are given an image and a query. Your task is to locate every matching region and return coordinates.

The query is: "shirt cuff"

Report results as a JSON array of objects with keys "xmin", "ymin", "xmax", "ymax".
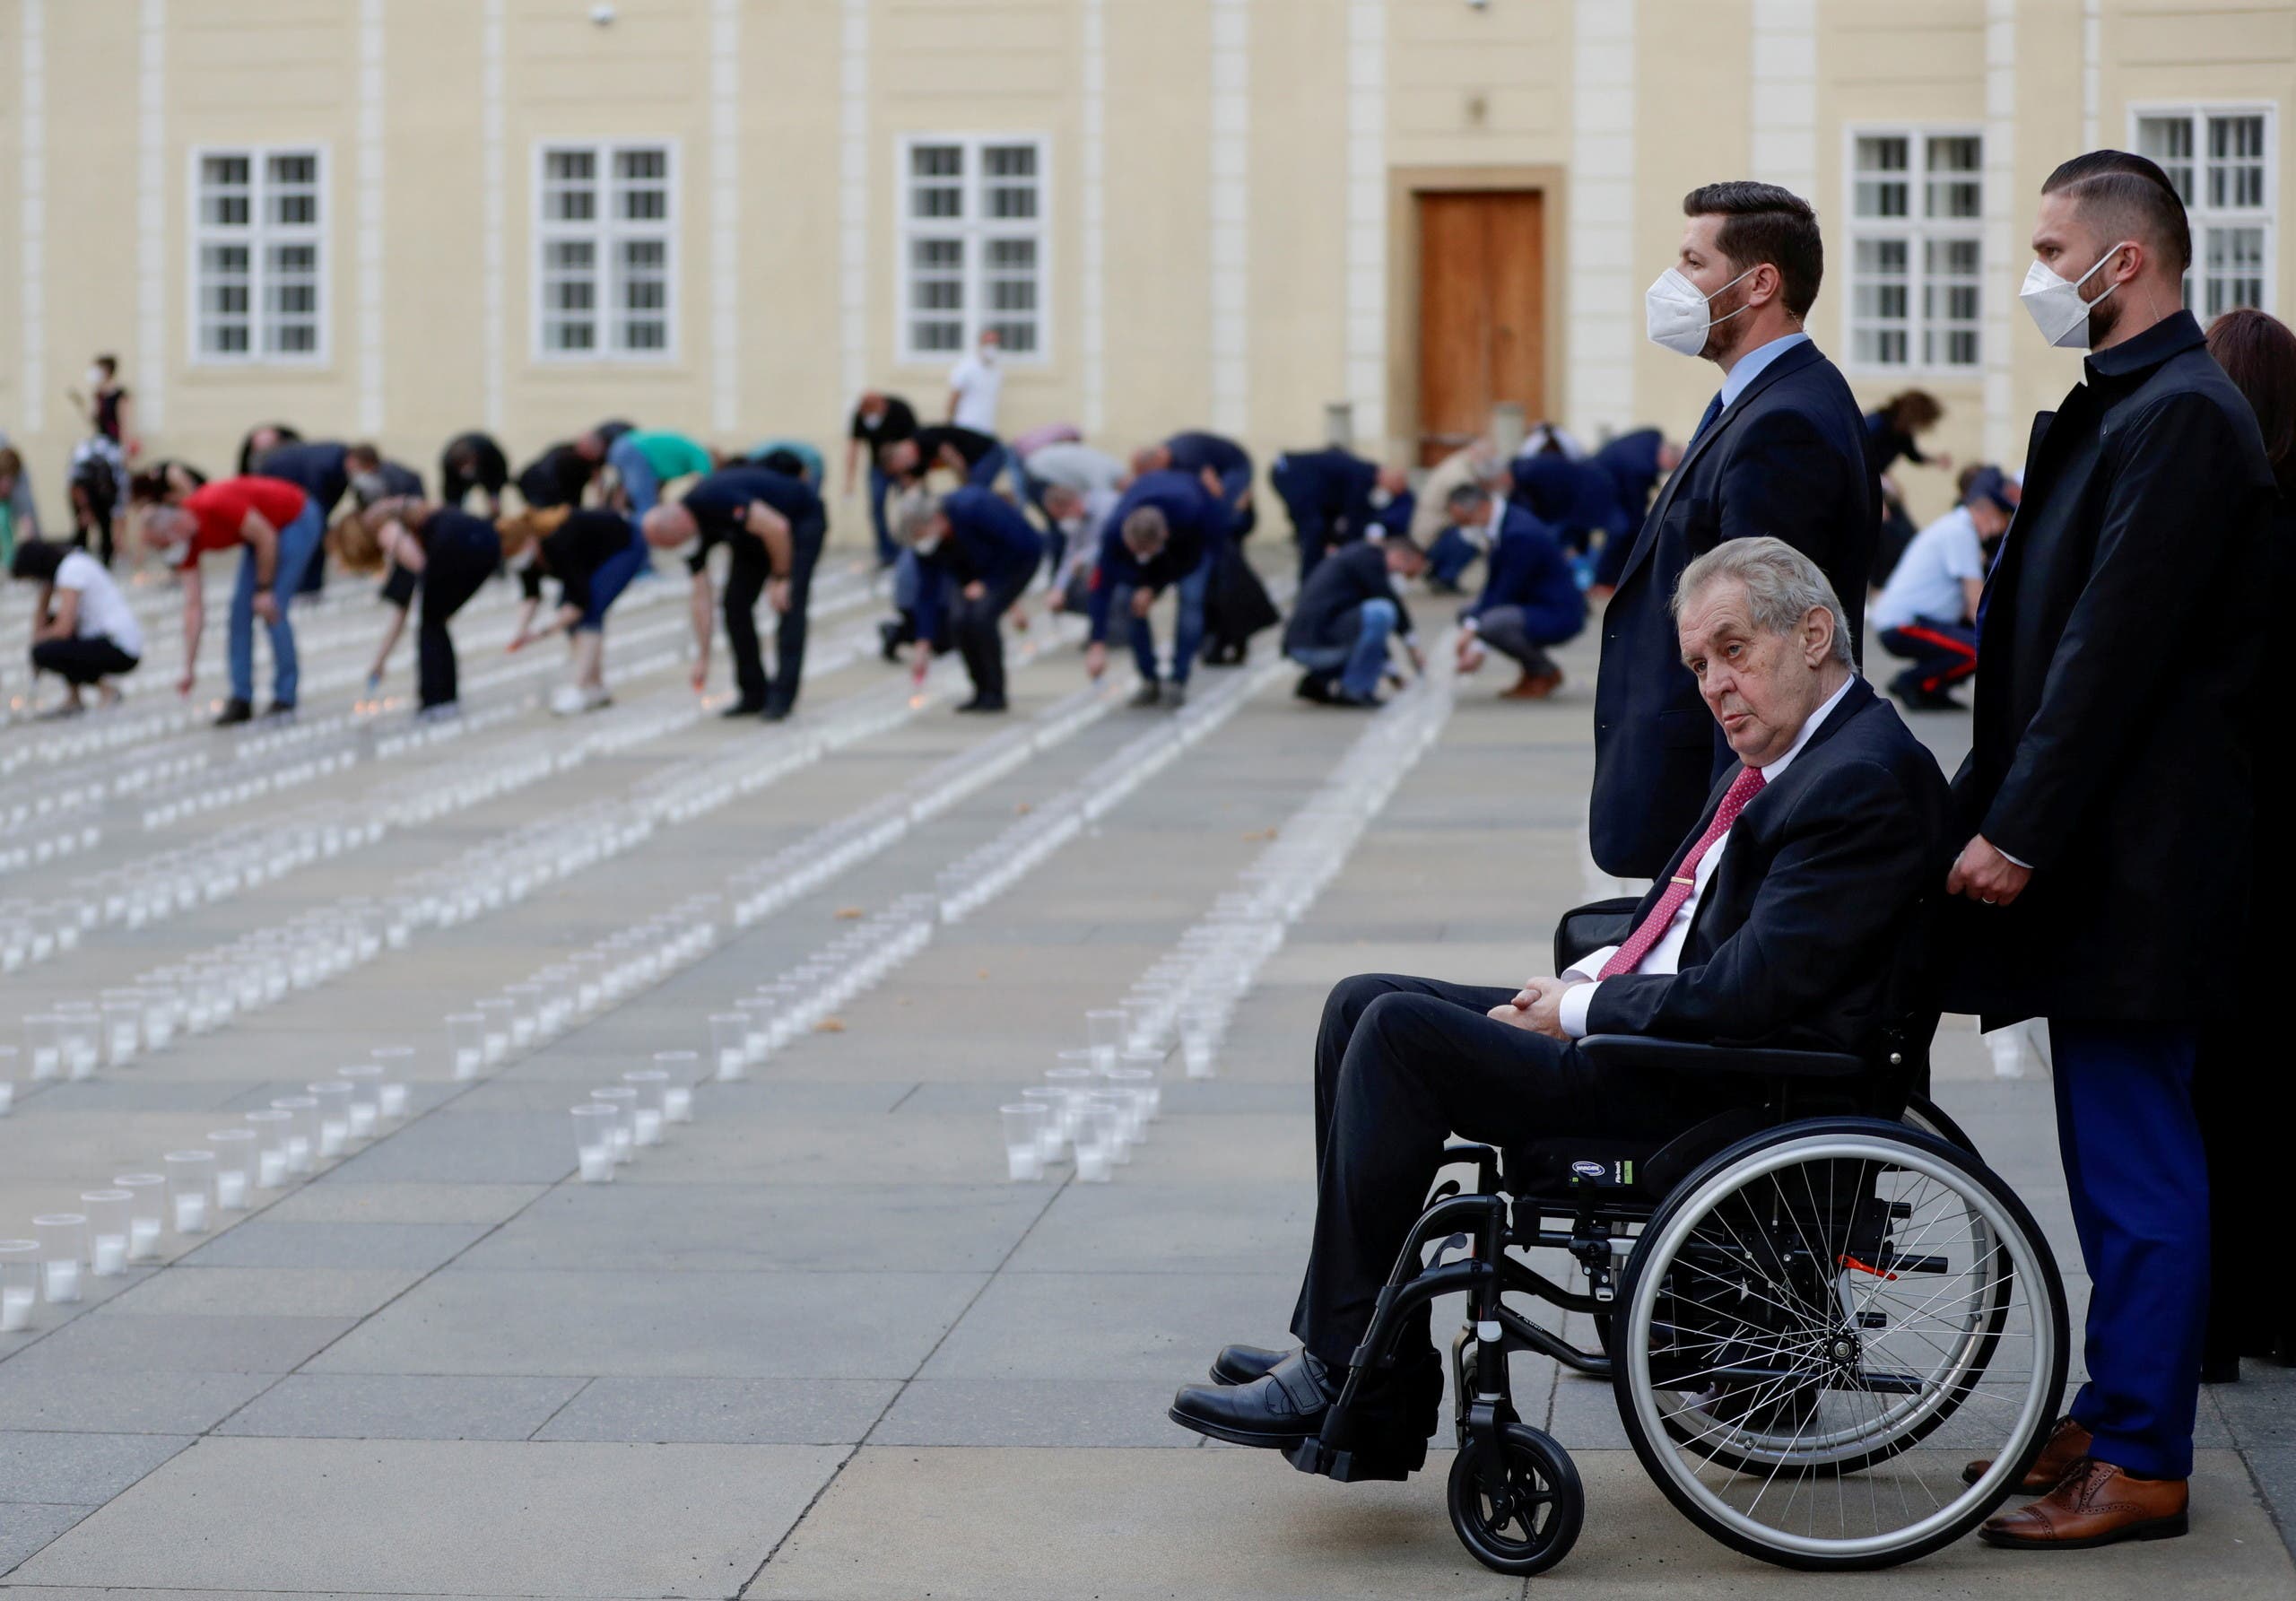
[
  {"xmin": 1560, "ymin": 980, "xmax": 1599, "ymax": 1040},
  {"xmin": 1561, "ymin": 946, "xmax": 1616, "ymax": 985},
  {"xmin": 1996, "ymin": 847, "xmax": 2033, "ymax": 870}
]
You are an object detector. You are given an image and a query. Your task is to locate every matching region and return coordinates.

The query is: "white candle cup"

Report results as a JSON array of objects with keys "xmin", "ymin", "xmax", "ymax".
[
  {"xmin": 33, "ymin": 1215, "xmax": 87, "ymax": 1302},
  {"xmin": 23, "ymin": 1016, "xmax": 62, "ymax": 1081},
  {"xmin": 108, "ymin": 1172, "xmax": 166, "ymax": 1260},
  {"xmin": 272, "ymin": 1097, "xmax": 319, "ymax": 1175},
  {"xmin": 1020, "ymin": 1088, "xmax": 1069, "ymax": 1161},
  {"xmin": 447, "ymin": 1014, "xmax": 486, "ymax": 1079},
  {"xmin": 0, "ymin": 1243, "xmax": 38, "ymax": 1332},
  {"xmin": 571, "ymin": 1104, "xmax": 618, "ymax": 1182},
  {"xmin": 590, "ymin": 1087, "xmax": 638, "ymax": 1163},
  {"xmin": 164, "ymin": 1152, "xmax": 216, "ymax": 1234},
  {"xmin": 622, "ymin": 1070, "xmax": 669, "ymax": 1146},
  {"xmin": 653, "ymin": 1051, "xmax": 699, "ymax": 1123},
  {"xmin": 243, "ymin": 1109, "xmax": 292, "ymax": 1189},
  {"xmin": 91, "ymin": 1234, "xmax": 128, "ymax": 1276},
  {"xmin": 81, "ymin": 1190, "xmax": 134, "ymax": 1276},
  {"xmin": 709, "ymin": 1015, "xmax": 749, "ymax": 1082},
  {"xmin": 663, "ymin": 1086, "xmax": 693, "ymax": 1124},
  {"xmin": 1002, "ymin": 1104, "xmax": 1049, "ymax": 1181},
  {"xmin": 308, "ymin": 1083, "xmax": 355, "ymax": 1157},
  {"xmin": 0, "ymin": 1082, "xmax": 12, "ymax": 1117},
  {"xmin": 337, "ymin": 1065, "xmax": 385, "ymax": 1138},
  {"xmin": 475, "ymin": 999, "xmax": 514, "ymax": 1063},
  {"xmin": 206, "ymin": 1128, "xmax": 257, "ymax": 1211}
]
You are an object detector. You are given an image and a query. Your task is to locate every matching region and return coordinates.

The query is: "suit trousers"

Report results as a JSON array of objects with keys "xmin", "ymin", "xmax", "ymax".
[
  {"xmin": 2049, "ymin": 1019, "xmax": 2207, "ymax": 1480},
  {"xmin": 414, "ymin": 516, "xmax": 499, "ymax": 709},
  {"xmin": 760, "ymin": 512, "xmax": 828, "ymax": 713},
  {"xmin": 952, "ymin": 565, "xmax": 1031, "ymax": 700},
  {"xmin": 1287, "ymin": 973, "xmax": 1734, "ymax": 1370}
]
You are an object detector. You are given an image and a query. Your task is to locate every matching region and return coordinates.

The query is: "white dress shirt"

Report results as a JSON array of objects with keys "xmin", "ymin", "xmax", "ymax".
[
  {"xmin": 948, "ymin": 352, "xmax": 1004, "ymax": 433},
  {"xmin": 1559, "ymin": 674, "xmax": 1854, "ymax": 1038},
  {"xmin": 1717, "ymin": 329, "xmax": 1810, "ymax": 412}
]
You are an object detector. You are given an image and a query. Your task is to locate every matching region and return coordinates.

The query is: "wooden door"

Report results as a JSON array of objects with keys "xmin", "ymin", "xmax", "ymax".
[{"xmin": 1415, "ymin": 190, "xmax": 1545, "ymax": 466}]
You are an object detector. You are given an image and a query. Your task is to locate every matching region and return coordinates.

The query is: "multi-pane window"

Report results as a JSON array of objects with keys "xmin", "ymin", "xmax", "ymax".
[
  {"xmin": 535, "ymin": 143, "xmax": 675, "ymax": 359},
  {"xmin": 2136, "ymin": 108, "xmax": 2275, "ymax": 316},
  {"xmin": 192, "ymin": 148, "xmax": 326, "ymax": 362},
  {"xmin": 1848, "ymin": 131, "xmax": 1983, "ymax": 371},
  {"xmin": 898, "ymin": 136, "xmax": 1047, "ymax": 362}
]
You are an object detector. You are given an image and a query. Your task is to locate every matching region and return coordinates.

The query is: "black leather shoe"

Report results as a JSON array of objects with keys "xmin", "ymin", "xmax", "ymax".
[
  {"xmin": 720, "ymin": 700, "xmax": 767, "ymax": 719},
  {"xmin": 955, "ymin": 694, "xmax": 1007, "ymax": 713},
  {"xmin": 262, "ymin": 700, "xmax": 296, "ymax": 720},
  {"xmin": 1170, "ymin": 1351, "xmax": 1335, "ymax": 1448},
  {"xmin": 1128, "ymin": 682, "xmax": 1163, "ymax": 709},
  {"xmin": 1211, "ymin": 1344, "xmax": 1292, "ymax": 1386},
  {"xmin": 760, "ymin": 701, "xmax": 792, "ymax": 723},
  {"xmin": 1293, "ymin": 673, "xmax": 1333, "ymax": 704},
  {"xmin": 213, "ymin": 698, "xmax": 254, "ymax": 727}
]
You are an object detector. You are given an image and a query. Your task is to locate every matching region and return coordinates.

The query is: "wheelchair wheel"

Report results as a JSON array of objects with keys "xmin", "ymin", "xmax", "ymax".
[
  {"xmin": 1900, "ymin": 1092, "xmax": 1978, "ymax": 1155},
  {"xmin": 1611, "ymin": 1118, "xmax": 2065, "ymax": 1571},
  {"xmin": 1447, "ymin": 1422, "xmax": 1583, "ymax": 1577}
]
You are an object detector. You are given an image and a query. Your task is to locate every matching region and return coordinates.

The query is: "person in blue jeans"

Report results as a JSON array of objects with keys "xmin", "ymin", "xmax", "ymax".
[
  {"xmin": 1282, "ymin": 537, "xmax": 1426, "ymax": 707},
  {"xmin": 898, "ymin": 486, "xmax": 1042, "ymax": 713},
  {"xmin": 1446, "ymin": 482, "xmax": 1586, "ymax": 700},
  {"xmin": 1085, "ymin": 468, "xmax": 1232, "ymax": 709},
  {"xmin": 135, "ymin": 474, "xmax": 323, "ymax": 725},
  {"xmin": 502, "ymin": 507, "xmax": 654, "ymax": 714},
  {"xmin": 608, "ymin": 431, "xmax": 716, "ymax": 520}
]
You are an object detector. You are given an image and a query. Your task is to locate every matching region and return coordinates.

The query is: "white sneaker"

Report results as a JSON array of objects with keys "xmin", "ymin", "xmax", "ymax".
[
  {"xmin": 548, "ymin": 684, "xmax": 587, "ymax": 716},
  {"xmin": 579, "ymin": 684, "xmax": 612, "ymax": 712}
]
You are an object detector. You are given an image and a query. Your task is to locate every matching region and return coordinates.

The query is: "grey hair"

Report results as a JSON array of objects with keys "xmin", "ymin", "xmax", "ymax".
[
  {"xmin": 892, "ymin": 488, "xmax": 944, "ymax": 547},
  {"xmin": 1673, "ymin": 535, "xmax": 1854, "ymax": 666}
]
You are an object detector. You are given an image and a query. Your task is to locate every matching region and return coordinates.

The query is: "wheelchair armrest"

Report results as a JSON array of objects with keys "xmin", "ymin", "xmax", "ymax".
[
  {"xmin": 1577, "ymin": 1033, "xmax": 1866, "ymax": 1079},
  {"xmin": 1553, "ymin": 896, "xmax": 1642, "ymax": 973}
]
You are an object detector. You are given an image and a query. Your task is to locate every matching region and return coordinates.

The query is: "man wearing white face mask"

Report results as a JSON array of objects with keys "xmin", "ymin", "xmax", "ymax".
[
  {"xmin": 1938, "ymin": 150, "xmax": 2274, "ymax": 1553},
  {"xmin": 1588, "ymin": 181, "xmax": 1875, "ymax": 879}
]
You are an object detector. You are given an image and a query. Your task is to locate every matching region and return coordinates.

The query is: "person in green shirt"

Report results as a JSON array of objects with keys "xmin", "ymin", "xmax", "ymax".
[
  {"xmin": 607, "ymin": 430, "xmax": 719, "ymax": 518},
  {"xmin": 745, "ymin": 439, "xmax": 824, "ymax": 486}
]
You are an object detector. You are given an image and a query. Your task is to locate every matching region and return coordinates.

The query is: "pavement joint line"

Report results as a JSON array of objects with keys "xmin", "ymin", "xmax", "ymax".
[{"xmin": 521, "ymin": 1375, "xmax": 600, "ymax": 1443}]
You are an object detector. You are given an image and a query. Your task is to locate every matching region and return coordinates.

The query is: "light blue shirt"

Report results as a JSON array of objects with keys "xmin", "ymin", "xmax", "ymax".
[{"xmin": 1717, "ymin": 330, "xmax": 1811, "ymax": 411}]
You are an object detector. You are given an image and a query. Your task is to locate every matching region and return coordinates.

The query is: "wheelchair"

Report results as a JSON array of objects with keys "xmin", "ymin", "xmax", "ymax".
[{"xmin": 1283, "ymin": 897, "xmax": 2070, "ymax": 1575}]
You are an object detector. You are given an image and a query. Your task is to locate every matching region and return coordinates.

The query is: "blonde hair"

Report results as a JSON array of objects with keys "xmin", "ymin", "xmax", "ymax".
[
  {"xmin": 329, "ymin": 511, "xmax": 386, "ymax": 574},
  {"xmin": 494, "ymin": 504, "xmax": 568, "ymax": 560}
]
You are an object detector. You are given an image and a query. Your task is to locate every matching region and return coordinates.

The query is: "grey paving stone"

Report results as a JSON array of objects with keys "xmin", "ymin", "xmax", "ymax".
[
  {"xmin": 0, "ymin": 1369, "xmax": 274, "ymax": 1435},
  {"xmin": 919, "ymin": 1272, "xmax": 1300, "ymax": 1383},
  {"xmin": 2245, "ymin": 1446, "xmax": 2296, "ymax": 1544},
  {"xmin": 0, "ymin": 1502, "xmax": 92, "ymax": 1578},
  {"xmin": 2214, "ymin": 1365, "xmax": 2296, "ymax": 1448},
  {"xmin": 105, "ymin": 1267, "xmax": 422, "ymax": 1320},
  {"xmin": 216, "ymin": 1374, "xmax": 587, "ymax": 1440},
  {"xmin": 323, "ymin": 1110, "xmax": 578, "ymax": 1183},
  {"xmin": 870, "ymin": 1379, "xmax": 1200, "ymax": 1448},
  {"xmin": 0, "ymin": 1313, "xmax": 354, "ymax": 1376},
  {"xmin": 1005, "ymin": 1181, "xmax": 1309, "ymax": 1275},
  {"xmin": 178, "ymin": 1219, "xmax": 494, "ymax": 1272},
  {"xmin": 257, "ymin": 1180, "xmax": 549, "ymax": 1225},
  {"xmin": 11, "ymin": 1437, "xmax": 844, "ymax": 1597},
  {"xmin": 536, "ymin": 1376, "xmax": 897, "ymax": 1444},
  {"xmin": 0, "ymin": 1431, "xmax": 191, "ymax": 1505},
  {"xmin": 307, "ymin": 1267, "xmax": 985, "ymax": 1379},
  {"xmin": 461, "ymin": 1182, "xmax": 1049, "ymax": 1274},
  {"xmin": 607, "ymin": 1110, "xmax": 1014, "ymax": 1185}
]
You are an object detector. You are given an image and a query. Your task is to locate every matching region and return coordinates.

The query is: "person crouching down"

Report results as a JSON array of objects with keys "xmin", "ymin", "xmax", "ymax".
[
  {"xmin": 897, "ymin": 486, "xmax": 1044, "ymax": 714},
  {"xmin": 12, "ymin": 539, "xmax": 142, "ymax": 714},
  {"xmin": 1446, "ymin": 482, "xmax": 1587, "ymax": 700},
  {"xmin": 1282, "ymin": 536, "xmax": 1427, "ymax": 707},
  {"xmin": 1170, "ymin": 537, "xmax": 1947, "ymax": 1467}
]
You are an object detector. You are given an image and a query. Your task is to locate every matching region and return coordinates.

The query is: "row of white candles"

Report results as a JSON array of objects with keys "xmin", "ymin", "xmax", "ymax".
[{"xmin": 1003, "ymin": 644, "xmax": 1459, "ymax": 1185}]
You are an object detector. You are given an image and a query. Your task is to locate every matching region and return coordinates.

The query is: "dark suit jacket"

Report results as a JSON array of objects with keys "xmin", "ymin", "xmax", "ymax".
[
  {"xmin": 1588, "ymin": 339, "xmax": 1877, "ymax": 877},
  {"xmin": 1587, "ymin": 678, "xmax": 1949, "ymax": 1056},
  {"xmin": 1283, "ymin": 540, "xmax": 1413, "ymax": 655},
  {"xmin": 1944, "ymin": 311, "xmax": 2273, "ymax": 1023}
]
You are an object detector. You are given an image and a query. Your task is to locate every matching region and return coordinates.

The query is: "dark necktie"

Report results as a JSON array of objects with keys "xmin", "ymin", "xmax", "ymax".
[
  {"xmin": 1597, "ymin": 767, "xmax": 1767, "ymax": 979},
  {"xmin": 1690, "ymin": 393, "xmax": 1726, "ymax": 446}
]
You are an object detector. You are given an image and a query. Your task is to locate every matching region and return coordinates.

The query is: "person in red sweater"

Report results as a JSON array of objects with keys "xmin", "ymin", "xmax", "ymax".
[{"xmin": 132, "ymin": 473, "xmax": 323, "ymax": 726}]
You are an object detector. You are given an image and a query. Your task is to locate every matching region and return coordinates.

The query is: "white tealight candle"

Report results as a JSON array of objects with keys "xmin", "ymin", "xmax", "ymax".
[
  {"xmin": 1007, "ymin": 1149, "xmax": 1044, "ymax": 1182},
  {"xmin": 609, "ymin": 1126, "xmax": 633, "ymax": 1163},
  {"xmin": 285, "ymin": 1135, "xmax": 313, "ymax": 1175},
  {"xmin": 173, "ymin": 1193, "xmax": 209, "ymax": 1234},
  {"xmin": 69, "ymin": 1048, "xmax": 99, "ymax": 1081},
  {"xmin": 0, "ymin": 1083, "xmax": 12, "ymax": 1116},
  {"xmin": 317, "ymin": 1120, "xmax": 347, "ymax": 1158},
  {"xmin": 43, "ymin": 1259, "xmax": 82, "ymax": 1303},
  {"xmin": 715, "ymin": 1048, "xmax": 744, "ymax": 1082},
  {"xmin": 91, "ymin": 1234, "xmax": 128, "ymax": 1276},
  {"xmin": 128, "ymin": 1217, "xmax": 161, "ymax": 1261},
  {"xmin": 510, "ymin": 1017, "xmax": 535, "ymax": 1048},
  {"xmin": 0, "ymin": 1285, "xmax": 33, "ymax": 1332},
  {"xmin": 379, "ymin": 1083, "xmax": 408, "ymax": 1119},
  {"xmin": 216, "ymin": 1170, "xmax": 249, "ymax": 1211},
  {"xmin": 455, "ymin": 1046, "xmax": 482, "ymax": 1078},
  {"xmin": 1075, "ymin": 1146, "xmax": 1112, "ymax": 1183},
  {"xmin": 483, "ymin": 1035, "xmax": 507, "ymax": 1065},
  {"xmin": 632, "ymin": 1109, "xmax": 663, "ymax": 1147},
  {"xmin": 30, "ymin": 1046, "xmax": 59, "ymax": 1079},
  {"xmin": 257, "ymin": 1149, "xmax": 288, "ymax": 1188},
  {"xmin": 348, "ymin": 1103, "xmax": 378, "ymax": 1139},
  {"xmin": 663, "ymin": 1087, "xmax": 693, "ymax": 1124},
  {"xmin": 578, "ymin": 1146, "xmax": 615, "ymax": 1183}
]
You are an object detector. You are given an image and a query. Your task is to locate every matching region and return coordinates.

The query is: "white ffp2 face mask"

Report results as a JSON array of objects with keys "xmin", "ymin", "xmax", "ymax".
[
  {"xmin": 1645, "ymin": 265, "xmax": 1757, "ymax": 358},
  {"xmin": 2019, "ymin": 241, "xmax": 2132, "ymax": 351}
]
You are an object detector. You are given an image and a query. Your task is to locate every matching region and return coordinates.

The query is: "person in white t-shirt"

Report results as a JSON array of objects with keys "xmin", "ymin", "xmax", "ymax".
[
  {"xmin": 1869, "ymin": 466, "xmax": 2017, "ymax": 710},
  {"xmin": 12, "ymin": 539, "xmax": 143, "ymax": 712},
  {"xmin": 946, "ymin": 329, "xmax": 1005, "ymax": 434}
]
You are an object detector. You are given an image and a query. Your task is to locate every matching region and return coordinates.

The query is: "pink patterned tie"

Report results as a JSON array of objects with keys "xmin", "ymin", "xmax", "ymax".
[{"xmin": 1597, "ymin": 767, "xmax": 1768, "ymax": 979}]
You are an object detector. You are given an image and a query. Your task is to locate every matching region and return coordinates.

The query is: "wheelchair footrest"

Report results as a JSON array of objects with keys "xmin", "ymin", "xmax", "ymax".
[{"xmin": 1282, "ymin": 1430, "xmax": 1429, "ymax": 1483}]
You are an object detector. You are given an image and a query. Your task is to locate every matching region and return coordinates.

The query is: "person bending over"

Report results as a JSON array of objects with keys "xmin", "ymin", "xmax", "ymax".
[
  {"xmin": 134, "ymin": 474, "xmax": 322, "ymax": 726},
  {"xmin": 12, "ymin": 539, "xmax": 142, "ymax": 714},
  {"xmin": 1170, "ymin": 537, "xmax": 1948, "ymax": 1467},
  {"xmin": 500, "ymin": 507, "xmax": 651, "ymax": 715},
  {"xmin": 642, "ymin": 465, "xmax": 821, "ymax": 722},
  {"xmin": 896, "ymin": 486, "xmax": 1043, "ymax": 714},
  {"xmin": 331, "ymin": 496, "xmax": 519, "ymax": 714},
  {"xmin": 1448, "ymin": 482, "xmax": 1586, "ymax": 700},
  {"xmin": 1084, "ymin": 468, "xmax": 1232, "ymax": 709},
  {"xmin": 1283, "ymin": 536, "xmax": 1426, "ymax": 708}
]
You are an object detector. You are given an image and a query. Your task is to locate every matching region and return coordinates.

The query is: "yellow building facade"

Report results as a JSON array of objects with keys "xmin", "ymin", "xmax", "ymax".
[{"xmin": 0, "ymin": 0, "xmax": 2287, "ymax": 527}]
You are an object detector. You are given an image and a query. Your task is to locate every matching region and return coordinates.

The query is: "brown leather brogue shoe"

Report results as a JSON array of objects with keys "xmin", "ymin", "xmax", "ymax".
[
  {"xmin": 1964, "ymin": 1414, "xmax": 2092, "ymax": 1491},
  {"xmin": 1500, "ymin": 667, "xmax": 1563, "ymax": 700},
  {"xmin": 1979, "ymin": 1457, "xmax": 2190, "ymax": 1550}
]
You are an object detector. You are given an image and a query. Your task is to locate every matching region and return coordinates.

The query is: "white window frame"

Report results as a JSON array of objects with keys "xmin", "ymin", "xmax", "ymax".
[
  {"xmin": 187, "ymin": 144, "xmax": 331, "ymax": 367},
  {"xmin": 894, "ymin": 133, "xmax": 1052, "ymax": 367},
  {"xmin": 530, "ymin": 138, "xmax": 681, "ymax": 363},
  {"xmin": 2130, "ymin": 102, "xmax": 2277, "ymax": 318},
  {"xmin": 1841, "ymin": 125, "xmax": 1986, "ymax": 378}
]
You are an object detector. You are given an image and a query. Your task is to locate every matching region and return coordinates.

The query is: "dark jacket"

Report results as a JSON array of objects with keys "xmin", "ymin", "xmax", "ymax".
[
  {"xmin": 1589, "ymin": 678, "xmax": 1948, "ymax": 1055},
  {"xmin": 680, "ymin": 466, "xmax": 824, "ymax": 575},
  {"xmin": 251, "ymin": 441, "xmax": 350, "ymax": 518},
  {"xmin": 1283, "ymin": 540, "xmax": 1413, "ymax": 655},
  {"xmin": 914, "ymin": 487, "xmax": 1043, "ymax": 639},
  {"xmin": 1467, "ymin": 504, "xmax": 1584, "ymax": 640},
  {"xmin": 1944, "ymin": 311, "xmax": 2273, "ymax": 1022},
  {"xmin": 440, "ymin": 432, "xmax": 509, "ymax": 499},
  {"xmin": 521, "ymin": 509, "xmax": 634, "ymax": 617},
  {"xmin": 1271, "ymin": 448, "xmax": 1384, "ymax": 547},
  {"xmin": 1165, "ymin": 431, "xmax": 1252, "ymax": 481},
  {"xmin": 1087, "ymin": 471, "xmax": 1222, "ymax": 640},
  {"xmin": 517, "ymin": 443, "xmax": 597, "ymax": 510},
  {"xmin": 1594, "ymin": 427, "xmax": 1668, "ymax": 514},
  {"xmin": 1589, "ymin": 338, "xmax": 1876, "ymax": 877}
]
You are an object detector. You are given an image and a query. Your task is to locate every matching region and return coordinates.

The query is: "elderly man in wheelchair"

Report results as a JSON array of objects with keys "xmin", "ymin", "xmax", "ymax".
[{"xmin": 1170, "ymin": 538, "xmax": 2068, "ymax": 1575}]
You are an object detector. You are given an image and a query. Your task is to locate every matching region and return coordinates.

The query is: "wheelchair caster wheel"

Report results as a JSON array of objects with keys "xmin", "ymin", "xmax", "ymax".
[{"xmin": 1447, "ymin": 1423, "xmax": 1582, "ymax": 1577}]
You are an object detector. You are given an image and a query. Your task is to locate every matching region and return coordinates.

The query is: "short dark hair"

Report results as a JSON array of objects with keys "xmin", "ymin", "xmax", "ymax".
[
  {"xmin": 2207, "ymin": 306, "xmax": 2296, "ymax": 494},
  {"xmin": 1445, "ymin": 482, "xmax": 1491, "ymax": 515},
  {"xmin": 93, "ymin": 353, "xmax": 117, "ymax": 375},
  {"xmin": 10, "ymin": 539, "xmax": 65, "ymax": 583},
  {"xmin": 1683, "ymin": 181, "xmax": 1823, "ymax": 318},
  {"xmin": 2040, "ymin": 150, "xmax": 2192, "ymax": 274}
]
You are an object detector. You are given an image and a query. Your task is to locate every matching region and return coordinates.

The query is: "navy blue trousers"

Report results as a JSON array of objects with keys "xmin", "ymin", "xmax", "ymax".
[{"xmin": 2049, "ymin": 1019, "xmax": 2206, "ymax": 1480}]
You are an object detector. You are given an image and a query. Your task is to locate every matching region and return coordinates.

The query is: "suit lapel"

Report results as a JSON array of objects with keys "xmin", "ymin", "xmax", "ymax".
[{"xmin": 1613, "ymin": 340, "xmax": 1826, "ymax": 595}]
